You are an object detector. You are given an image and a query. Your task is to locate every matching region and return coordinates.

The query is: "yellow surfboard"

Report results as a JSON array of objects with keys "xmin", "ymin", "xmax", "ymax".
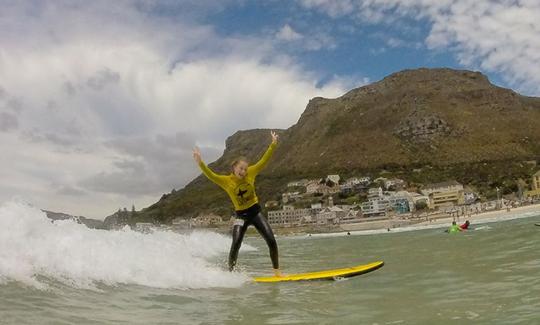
[{"xmin": 253, "ymin": 261, "xmax": 384, "ymax": 283}]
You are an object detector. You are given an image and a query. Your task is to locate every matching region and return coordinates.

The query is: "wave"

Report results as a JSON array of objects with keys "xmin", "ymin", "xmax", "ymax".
[{"xmin": 0, "ymin": 200, "xmax": 252, "ymax": 290}]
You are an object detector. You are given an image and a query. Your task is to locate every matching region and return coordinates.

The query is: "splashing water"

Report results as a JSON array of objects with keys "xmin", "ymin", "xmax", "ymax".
[{"xmin": 0, "ymin": 200, "xmax": 251, "ymax": 290}]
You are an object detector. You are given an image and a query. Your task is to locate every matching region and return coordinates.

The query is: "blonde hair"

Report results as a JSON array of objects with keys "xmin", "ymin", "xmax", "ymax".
[{"xmin": 231, "ymin": 156, "xmax": 248, "ymax": 171}]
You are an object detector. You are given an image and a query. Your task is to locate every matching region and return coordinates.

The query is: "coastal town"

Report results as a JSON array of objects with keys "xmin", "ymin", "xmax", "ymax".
[{"xmin": 129, "ymin": 170, "xmax": 540, "ymax": 234}]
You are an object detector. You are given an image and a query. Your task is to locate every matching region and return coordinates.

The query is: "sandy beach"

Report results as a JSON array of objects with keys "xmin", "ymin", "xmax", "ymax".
[
  {"xmin": 413, "ymin": 203, "xmax": 540, "ymax": 228},
  {"xmin": 302, "ymin": 203, "xmax": 540, "ymax": 237}
]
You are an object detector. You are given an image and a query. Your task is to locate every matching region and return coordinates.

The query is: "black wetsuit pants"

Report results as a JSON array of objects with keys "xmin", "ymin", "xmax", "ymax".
[{"xmin": 229, "ymin": 204, "xmax": 279, "ymax": 271}]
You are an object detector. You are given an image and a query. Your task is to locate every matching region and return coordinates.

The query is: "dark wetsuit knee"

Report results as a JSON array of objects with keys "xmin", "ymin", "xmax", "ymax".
[{"xmin": 251, "ymin": 211, "xmax": 279, "ymax": 269}]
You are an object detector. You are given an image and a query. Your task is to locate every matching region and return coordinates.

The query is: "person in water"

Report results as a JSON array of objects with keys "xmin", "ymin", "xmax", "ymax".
[
  {"xmin": 460, "ymin": 220, "xmax": 470, "ymax": 230},
  {"xmin": 448, "ymin": 221, "xmax": 463, "ymax": 233},
  {"xmin": 193, "ymin": 131, "xmax": 281, "ymax": 277}
]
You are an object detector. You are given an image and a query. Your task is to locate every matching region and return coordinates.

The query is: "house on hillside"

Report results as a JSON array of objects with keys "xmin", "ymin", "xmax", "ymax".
[
  {"xmin": 135, "ymin": 222, "xmax": 155, "ymax": 233},
  {"xmin": 306, "ymin": 179, "xmax": 340, "ymax": 195},
  {"xmin": 524, "ymin": 170, "xmax": 540, "ymax": 198},
  {"xmin": 361, "ymin": 187, "xmax": 389, "ymax": 217},
  {"xmin": 264, "ymin": 200, "xmax": 279, "ymax": 209},
  {"xmin": 316, "ymin": 206, "xmax": 345, "ymax": 225},
  {"xmin": 282, "ymin": 191, "xmax": 303, "ymax": 203},
  {"xmin": 340, "ymin": 209, "xmax": 363, "ymax": 223},
  {"xmin": 385, "ymin": 191, "xmax": 412, "ymax": 214},
  {"xmin": 361, "ymin": 197, "xmax": 389, "ymax": 217},
  {"xmin": 326, "ymin": 174, "xmax": 341, "ymax": 185},
  {"xmin": 192, "ymin": 213, "xmax": 223, "ymax": 227},
  {"xmin": 267, "ymin": 206, "xmax": 311, "ymax": 227},
  {"xmin": 420, "ymin": 181, "xmax": 465, "ymax": 208},
  {"xmin": 384, "ymin": 178, "xmax": 407, "ymax": 190},
  {"xmin": 306, "ymin": 179, "xmax": 323, "ymax": 194},
  {"xmin": 172, "ymin": 217, "xmax": 191, "ymax": 230}
]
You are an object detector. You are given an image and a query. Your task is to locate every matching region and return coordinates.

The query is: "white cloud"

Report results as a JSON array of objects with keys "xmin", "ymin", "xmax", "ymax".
[
  {"xmin": 304, "ymin": 33, "xmax": 338, "ymax": 51},
  {"xmin": 0, "ymin": 1, "xmax": 349, "ymax": 218},
  {"xmin": 275, "ymin": 24, "xmax": 336, "ymax": 51},
  {"xmin": 276, "ymin": 24, "xmax": 304, "ymax": 41},
  {"xmin": 300, "ymin": 0, "xmax": 356, "ymax": 17},
  {"xmin": 298, "ymin": 0, "xmax": 540, "ymax": 95}
]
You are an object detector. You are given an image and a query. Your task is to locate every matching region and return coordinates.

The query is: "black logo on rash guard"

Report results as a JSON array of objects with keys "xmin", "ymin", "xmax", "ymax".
[
  {"xmin": 237, "ymin": 188, "xmax": 248, "ymax": 198},
  {"xmin": 235, "ymin": 183, "xmax": 254, "ymax": 205}
]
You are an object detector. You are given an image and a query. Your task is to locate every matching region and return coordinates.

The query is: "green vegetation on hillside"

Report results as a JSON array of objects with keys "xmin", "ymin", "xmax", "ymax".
[{"xmin": 130, "ymin": 68, "xmax": 540, "ymax": 223}]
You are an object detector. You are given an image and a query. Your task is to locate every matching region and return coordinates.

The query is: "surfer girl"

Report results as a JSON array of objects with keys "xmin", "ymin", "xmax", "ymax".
[
  {"xmin": 447, "ymin": 221, "xmax": 463, "ymax": 233},
  {"xmin": 193, "ymin": 131, "xmax": 281, "ymax": 277},
  {"xmin": 460, "ymin": 220, "xmax": 470, "ymax": 230}
]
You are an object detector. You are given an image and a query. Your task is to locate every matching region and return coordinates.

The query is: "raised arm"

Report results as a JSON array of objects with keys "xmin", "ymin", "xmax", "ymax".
[
  {"xmin": 193, "ymin": 147, "xmax": 228, "ymax": 187},
  {"xmin": 249, "ymin": 131, "xmax": 278, "ymax": 175}
]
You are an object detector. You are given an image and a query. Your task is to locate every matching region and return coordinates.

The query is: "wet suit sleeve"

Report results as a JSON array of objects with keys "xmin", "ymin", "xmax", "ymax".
[
  {"xmin": 248, "ymin": 142, "xmax": 277, "ymax": 176},
  {"xmin": 198, "ymin": 161, "xmax": 228, "ymax": 188}
]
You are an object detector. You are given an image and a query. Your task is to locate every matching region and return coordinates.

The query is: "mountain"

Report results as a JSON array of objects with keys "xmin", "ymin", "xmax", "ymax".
[
  {"xmin": 136, "ymin": 68, "xmax": 540, "ymax": 222},
  {"xmin": 44, "ymin": 210, "xmax": 104, "ymax": 229}
]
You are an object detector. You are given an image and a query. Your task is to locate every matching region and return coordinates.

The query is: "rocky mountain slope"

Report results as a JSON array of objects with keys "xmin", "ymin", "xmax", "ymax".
[{"xmin": 137, "ymin": 68, "xmax": 540, "ymax": 222}]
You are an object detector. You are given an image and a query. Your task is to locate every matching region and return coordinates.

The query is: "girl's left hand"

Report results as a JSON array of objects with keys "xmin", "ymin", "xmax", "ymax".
[{"xmin": 271, "ymin": 130, "xmax": 278, "ymax": 144}]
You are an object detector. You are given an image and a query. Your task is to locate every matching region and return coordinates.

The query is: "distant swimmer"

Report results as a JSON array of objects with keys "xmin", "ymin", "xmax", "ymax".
[
  {"xmin": 460, "ymin": 220, "xmax": 470, "ymax": 230},
  {"xmin": 347, "ymin": 232, "xmax": 351, "ymax": 235},
  {"xmin": 447, "ymin": 221, "xmax": 463, "ymax": 234},
  {"xmin": 193, "ymin": 131, "xmax": 281, "ymax": 277}
]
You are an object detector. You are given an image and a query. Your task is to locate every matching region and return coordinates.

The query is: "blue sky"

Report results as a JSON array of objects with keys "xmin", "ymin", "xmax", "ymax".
[
  {"xmin": 1, "ymin": 0, "xmax": 538, "ymax": 218},
  {"xmin": 201, "ymin": 0, "xmax": 521, "ymax": 93},
  {"xmin": 208, "ymin": 1, "xmax": 460, "ymax": 85}
]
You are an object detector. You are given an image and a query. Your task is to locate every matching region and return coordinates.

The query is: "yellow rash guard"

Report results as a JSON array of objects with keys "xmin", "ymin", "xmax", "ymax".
[{"xmin": 198, "ymin": 142, "xmax": 276, "ymax": 211}]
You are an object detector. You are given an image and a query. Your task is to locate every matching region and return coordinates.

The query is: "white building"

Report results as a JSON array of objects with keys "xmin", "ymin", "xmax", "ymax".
[
  {"xmin": 268, "ymin": 206, "xmax": 311, "ymax": 226},
  {"xmin": 358, "ymin": 176, "xmax": 371, "ymax": 184},
  {"xmin": 384, "ymin": 191, "xmax": 412, "ymax": 214},
  {"xmin": 306, "ymin": 179, "xmax": 323, "ymax": 194},
  {"xmin": 384, "ymin": 178, "xmax": 406, "ymax": 190},
  {"xmin": 135, "ymin": 222, "xmax": 155, "ymax": 233},
  {"xmin": 361, "ymin": 198, "xmax": 389, "ymax": 217},
  {"xmin": 344, "ymin": 177, "xmax": 361, "ymax": 186},
  {"xmin": 316, "ymin": 206, "xmax": 345, "ymax": 225},
  {"xmin": 282, "ymin": 191, "xmax": 302, "ymax": 203},
  {"xmin": 463, "ymin": 192, "xmax": 477, "ymax": 204},
  {"xmin": 192, "ymin": 214, "xmax": 223, "ymax": 227},
  {"xmin": 409, "ymin": 193, "xmax": 430, "ymax": 206},
  {"xmin": 310, "ymin": 202, "xmax": 323, "ymax": 215},
  {"xmin": 326, "ymin": 175, "xmax": 341, "ymax": 185},
  {"xmin": 306, "ymin": 181, "xmax": 340, "ymax": 195},
  {"xmin": 340, "ymin": 209, "xmax": 363, "ymax": 223},
  {"xmin": 172, "ymin": 218, "xmax": 191, "ymax": 230},
  {"xmin": 361, "ymin": 187, "xmax": 389, "ymax": 216},
  {"xmin": 421, "ymin": 181, "xmax": 465, "ymax": 208},
  {"xmin": 264, "ymin": 200, "xmax": 279, "ymax": 208},
  {"xmin": 368, "ymin": 187, "xmax": 383, "ymax": 198}
]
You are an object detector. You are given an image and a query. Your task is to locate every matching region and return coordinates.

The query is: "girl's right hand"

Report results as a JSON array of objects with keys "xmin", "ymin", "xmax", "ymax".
[{"xmin": 193, "ymin": 147, "xmax": 202, "ymax": 164}]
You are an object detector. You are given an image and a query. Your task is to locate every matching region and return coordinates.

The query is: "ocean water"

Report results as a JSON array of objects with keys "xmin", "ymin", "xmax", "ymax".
[{"xmin": 1, "ymin": 201, "xmax": 539, "ymax": 324}]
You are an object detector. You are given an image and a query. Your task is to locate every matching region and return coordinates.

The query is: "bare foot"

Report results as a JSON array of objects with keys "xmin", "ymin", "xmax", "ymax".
[{"xmin": 273, "ymin": 268, "xmax": 283, "ymax": 277}]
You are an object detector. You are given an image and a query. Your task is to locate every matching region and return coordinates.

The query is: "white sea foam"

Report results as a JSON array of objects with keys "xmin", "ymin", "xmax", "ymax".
[{"xmin": 0, "ymin": 200, "xmax": 252, "ymax": 290}]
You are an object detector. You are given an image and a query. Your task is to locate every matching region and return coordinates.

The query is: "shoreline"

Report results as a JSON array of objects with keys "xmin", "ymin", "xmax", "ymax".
[
  {"xmin": 193, "ymin": 203, "xmax": 540, "ymax": 237},
  {"xmin": 282, "ymin": 203, "xmax": 540, "ymax": 238}
]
